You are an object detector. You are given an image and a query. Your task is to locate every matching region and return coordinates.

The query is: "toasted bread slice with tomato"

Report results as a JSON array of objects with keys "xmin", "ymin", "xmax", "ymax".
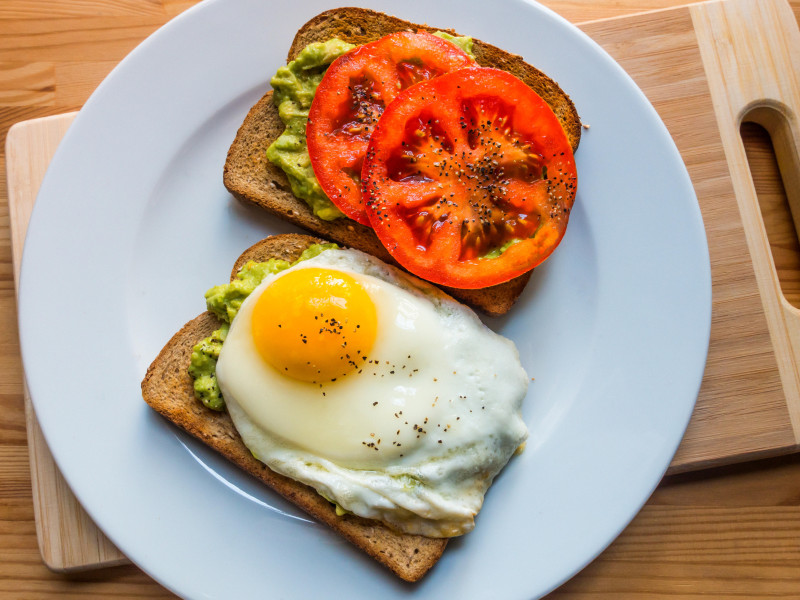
[
  {"xmin": 223, "ymin": 7, "xmax": 581, "ymax": 316},
  {"xmin": 141, "ymin": 233, "xmax": 448, "ymax": 582}
]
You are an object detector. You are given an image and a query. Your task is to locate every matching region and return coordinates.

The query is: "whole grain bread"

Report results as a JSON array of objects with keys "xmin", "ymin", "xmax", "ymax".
[
  {"xmin": 223, "ymin": 7, "xmax": 581, "ymax": 316},
  {"xmin": 141, "ymin": 233, "xmax": 447, "ymax": 582}
]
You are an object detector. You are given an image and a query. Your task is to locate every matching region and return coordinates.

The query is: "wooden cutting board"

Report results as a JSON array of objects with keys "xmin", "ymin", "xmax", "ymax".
[{"xmin": 5, "ymin": 0, "xmax": 800, "ymax": 573}]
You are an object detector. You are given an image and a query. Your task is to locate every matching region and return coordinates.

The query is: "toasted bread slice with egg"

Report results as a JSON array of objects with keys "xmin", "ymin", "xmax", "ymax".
[
  {"xmin": 223, "ymin": 7, "xmax": 581, "ymax": 316},
  {"xmin": 141, "ymin": 233, "xmax": 447, "ymax": 582}
]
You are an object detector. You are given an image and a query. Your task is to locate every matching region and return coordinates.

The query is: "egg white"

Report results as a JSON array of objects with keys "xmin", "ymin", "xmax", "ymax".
[{"xmin": 216, "ymin": 248, "xmax": 529, "ymax": 537}]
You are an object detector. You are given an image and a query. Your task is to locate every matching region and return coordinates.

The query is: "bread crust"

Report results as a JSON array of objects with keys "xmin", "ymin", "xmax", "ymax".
[
  {"xmin": 224, "ymin": 7, "xmax": 580, "ymax": 316},
  {"xmin": 141, "ymin": 233, "xmax": 447, "ymax": 582}
]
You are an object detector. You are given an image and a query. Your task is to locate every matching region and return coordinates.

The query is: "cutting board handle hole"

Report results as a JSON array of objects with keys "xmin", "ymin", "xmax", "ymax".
[{"xmin": 741, "ymin": 106, "xmax": 800, "ymax": 309}]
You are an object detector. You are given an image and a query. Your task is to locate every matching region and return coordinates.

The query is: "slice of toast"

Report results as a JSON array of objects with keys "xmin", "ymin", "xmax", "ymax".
[
  {"xmin": 223, "ymin": 7, "xmax": 581, "ymax": 316},
  {"xmin": 141, "ymin": 233, "xmax": 447, "ymax": 582}
]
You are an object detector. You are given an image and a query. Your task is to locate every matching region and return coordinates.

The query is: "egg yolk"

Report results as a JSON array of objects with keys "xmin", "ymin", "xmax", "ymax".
[{"xmin": 251, "ymin": 268, "xmax": 377, "ymax": 383}]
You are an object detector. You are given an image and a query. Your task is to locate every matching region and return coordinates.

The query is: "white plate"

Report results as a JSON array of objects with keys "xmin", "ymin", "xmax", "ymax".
[{"xmin": 17, "ymin": 0, "xmax": 711, "ymax": 598}]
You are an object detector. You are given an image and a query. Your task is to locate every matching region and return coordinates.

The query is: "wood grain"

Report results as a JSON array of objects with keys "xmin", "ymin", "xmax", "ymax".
[
  {"xmin": 0, "ymin": 0, "xmax": 799, "ymax": 598},
  {"xmin": 0, "ymin": 63, "xmax": 55, "ymax": 107}
]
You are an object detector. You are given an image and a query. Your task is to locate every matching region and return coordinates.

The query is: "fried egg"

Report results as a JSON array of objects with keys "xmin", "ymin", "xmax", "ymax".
[{"xmin": 215, "ymin": 248, "xmax": 529, "ymax": 537}]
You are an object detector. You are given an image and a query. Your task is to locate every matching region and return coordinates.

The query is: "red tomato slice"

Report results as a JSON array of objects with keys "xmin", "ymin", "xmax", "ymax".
[
  {"xmin": 306, "ymin": 31, "xmax": 474, "ymax": 225},
  {"xmin": 362, "ymin": 67, "xmax": 577, "ymax": 289}
]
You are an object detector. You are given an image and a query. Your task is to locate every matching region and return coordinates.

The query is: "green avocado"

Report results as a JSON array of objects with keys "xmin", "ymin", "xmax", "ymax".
[
  {"xmin": 432, "ymin": 31, "xmax": 474, "ymax": 56},
  {"xmin": 265, "ymin": 34, "xmax": 475, "ymax": 221},
  {"xmin": 204, "ymin": 258, "xmax": 291, "ymax": 324},
  {"xmin": 188, "ymin": 324, "xmax": 229, "ymax": 411},
  {"xmin": 266, "ymin": 39, "xmax": 355, "ymax": 221},
  {"xmin": 188, "ymin": 243, "xmax": 338, "ymax": 410},
  {"xmin": 481, "ymin": 238, "xmax": 521, "ymax": 260}
]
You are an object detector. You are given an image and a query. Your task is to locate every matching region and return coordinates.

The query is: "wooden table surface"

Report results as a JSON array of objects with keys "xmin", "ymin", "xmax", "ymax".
[{"xmin": 2, "ymin": 0, "xmax": 800, "ymax": 597}]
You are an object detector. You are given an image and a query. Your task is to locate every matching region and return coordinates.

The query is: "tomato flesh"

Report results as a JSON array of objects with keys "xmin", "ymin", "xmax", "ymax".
[
  {"xmin": 363, "ymin": 67, "xmax": 577, "ymax": 289},
  {"xmin": 307, "ymin": 32, "xmax": 474, "ymax": 225}
]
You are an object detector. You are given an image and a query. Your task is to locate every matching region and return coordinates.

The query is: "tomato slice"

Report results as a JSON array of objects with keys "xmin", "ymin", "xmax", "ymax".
[
  {"xmin": 306, "ymin": 31, "xmax": 474, "ymax": 225},
  {"xmin": 362, "ymin": 67, "xmax": 577, "ymax": 289}
]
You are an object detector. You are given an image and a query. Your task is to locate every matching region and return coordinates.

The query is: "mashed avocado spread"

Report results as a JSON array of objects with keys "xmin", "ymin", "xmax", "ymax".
[
  {"xmin": 267, "ymin": 39, "xmax": 355, "ymax": 221},
  {"xmin": 188, "ymin": 243, "xmax": 338, "ymax": 410},
  {"xmin": 433, "ymin": 31, "xmax": 473, "ymax": 56},
  {"xmin": 266, "ymin": 33, "xmax": 475, "ymax": 221}
]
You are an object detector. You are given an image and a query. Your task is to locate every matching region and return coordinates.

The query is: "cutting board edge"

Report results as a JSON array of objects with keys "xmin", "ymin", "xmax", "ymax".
[{"xmin": 666, "ymin": 439, "xmax": 800, "ymax": 475}]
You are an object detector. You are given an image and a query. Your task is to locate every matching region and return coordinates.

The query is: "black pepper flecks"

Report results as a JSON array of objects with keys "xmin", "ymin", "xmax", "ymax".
[{"xmin": 361, "ymin": 76, "xmax": 577, "ymax": 265}]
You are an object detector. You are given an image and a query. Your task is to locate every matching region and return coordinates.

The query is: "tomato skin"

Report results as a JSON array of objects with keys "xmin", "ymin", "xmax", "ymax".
[
  {"xmin": 307, "ymin": 32, "xmax": 474, "ymax": 225},
  {"xmin": 362, "ymin": 67, "xmax": 577, "ymax": 289}
]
